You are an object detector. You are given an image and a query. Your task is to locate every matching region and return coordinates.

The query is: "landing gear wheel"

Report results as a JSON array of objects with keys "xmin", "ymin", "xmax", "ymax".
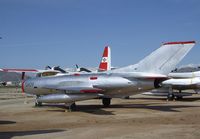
[
  {"xmin": 124, "ymin": 96, "xmax": 130, "ymax": 99},
  {"xmin": 35, "ymin": 95, "xmax": 42, "ymax": 107},
  {"xmin": 167, "ymin": 94, "xmax": 175, "ymax": 101},
  {"xmin": 68, "ymin": 102, "xmax": 76, "ymax": 112},
  {"xmin": 35, "ymin": 101, "xmax": 42, "ymax": 107},
  {"xmin": 175, "ymin": 96, "xmax": 183, "ymax": 100},
  {"xmin": 102, "ymin": 98, "xmax": 111, "ymax": 107}
]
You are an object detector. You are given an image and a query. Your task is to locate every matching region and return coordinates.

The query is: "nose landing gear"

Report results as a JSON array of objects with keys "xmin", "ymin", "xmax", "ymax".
[{"xmin": 35, "ymin": 95, "xmax": 42, "ymax": 107}]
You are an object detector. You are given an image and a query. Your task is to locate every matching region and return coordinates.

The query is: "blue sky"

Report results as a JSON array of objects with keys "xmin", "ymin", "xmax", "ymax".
[{"xmin": 0, "ymin": 0, "xmax": 200, "ymax": 69}]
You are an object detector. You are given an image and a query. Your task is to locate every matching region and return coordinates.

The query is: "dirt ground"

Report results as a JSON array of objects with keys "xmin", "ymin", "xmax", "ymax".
[{"xmin": 1, "ymin": 88, "xmax": 200, "ymax": 139}]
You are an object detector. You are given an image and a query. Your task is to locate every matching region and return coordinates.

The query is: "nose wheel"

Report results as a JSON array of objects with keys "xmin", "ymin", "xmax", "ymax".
[
  {"xmin": 35, "ymin": 95, "xmax": 42, "ymax": 107},
  {"xmin": 35, "ymin": 101, "xmax": 42, "ymax": 107},
  {"xmin": 102, "ymin": 98, "xmax": 111, "ymax": 107}
]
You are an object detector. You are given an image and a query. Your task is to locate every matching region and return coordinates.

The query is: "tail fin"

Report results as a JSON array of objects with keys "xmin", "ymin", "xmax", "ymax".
[
  {"xmin": 98, "ymin": 46, "xmax": 111, "ymax": 71},
  {"xmin": 114, "ymin": 41, "xmax": 195, "ymax": 75}
]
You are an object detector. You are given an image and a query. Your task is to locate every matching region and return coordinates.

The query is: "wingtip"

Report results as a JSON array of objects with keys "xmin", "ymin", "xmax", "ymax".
[{"xmin": 1, "ymin": 69, "xmax": 38, "ymax": 72}]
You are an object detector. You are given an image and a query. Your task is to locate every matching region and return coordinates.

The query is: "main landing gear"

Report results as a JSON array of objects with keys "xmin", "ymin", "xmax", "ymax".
[
  {"xmin": 167, "ymin": 94, "xmax": 175, "ymax": 101},
  {"xmin": 66, "ymin": 102, "xmax": 76, "ymax": 112},
  {"xmin": 102, "ymin": 98, "xmax": 111, "ymax": 107}
]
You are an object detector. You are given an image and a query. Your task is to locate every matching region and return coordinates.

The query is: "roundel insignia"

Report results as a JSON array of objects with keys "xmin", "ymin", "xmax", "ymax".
[{"xmin": 101, "ymin": 57, "xmax": 108, "ymax": 63}]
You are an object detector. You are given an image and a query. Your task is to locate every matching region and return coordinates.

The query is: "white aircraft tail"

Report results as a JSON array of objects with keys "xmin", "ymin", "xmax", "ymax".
[
  {"xmin": 114, "ymin": 41, "xmax": 195, "ymax": 75},
  {"xmin": 98, "ymin": 46, "xmax": 111, "ymax": 71}
]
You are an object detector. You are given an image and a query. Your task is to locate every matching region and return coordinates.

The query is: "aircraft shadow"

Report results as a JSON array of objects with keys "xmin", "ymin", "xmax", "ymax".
[
  {"xmin": 0, "ymin": 129, "xmax": 65, "ymax": 139},
  {"xmin": 126, "ymin": 97, "xmax": 167, "ymax": 101},
  {"xmin": 76, "ymin": 103, "xmax": 200, "ymax": 114},
  {"xmin": 130, "ymin": 97, "xmax": 200, "ymax": 102},
  {"xmin": 40, "ymin": 102, "xmax": 199, "ymax": 115},
  {"xmin": 176, "ymin": 97, "xmax": 200, "ymax": 102},
  {"xmin": 107, "ymin": 103, "xmax": 200, "ymax": 112},
  {"xmin": 42, "ymin": 104, "xmax": 115, "ymax": 115},
  {"xmin": 76, "ymin": 105, "xmax": 115, "ymax": 115},
  {"xmin": 0, "ymin": 120, "xmax": 16, "ymax": 125}
]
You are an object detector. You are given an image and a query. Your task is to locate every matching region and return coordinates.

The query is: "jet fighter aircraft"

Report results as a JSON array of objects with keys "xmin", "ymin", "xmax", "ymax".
[
  {"xmin": 22, "ymin": 41, "xmax": 196, "ymax": 111},
  {"xmin": 143, "ymin": 65, "xmax": 200, "ymax": 100},
  {"xmin": 162, "ymin": 70, "xmax": 200, "ymax": 99}
]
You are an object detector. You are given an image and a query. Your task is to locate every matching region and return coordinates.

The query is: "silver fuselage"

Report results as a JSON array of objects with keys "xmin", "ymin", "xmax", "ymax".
[{"xmin": 24, "ymin": 72, "xmax": 154, "ymax": 98}]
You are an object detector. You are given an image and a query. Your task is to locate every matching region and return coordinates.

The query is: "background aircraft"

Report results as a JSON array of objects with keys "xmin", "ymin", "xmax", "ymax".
[
  {"xmin": 1, "ymin": 46, "xmax": 111, "ymax": 77},
  {"xmin": 143, "ymin": 66, "xmax": 200, "ymax": 100},
  {"xmin": 23, "ymin": 41, "xmax": 195, "ymax": 111}
]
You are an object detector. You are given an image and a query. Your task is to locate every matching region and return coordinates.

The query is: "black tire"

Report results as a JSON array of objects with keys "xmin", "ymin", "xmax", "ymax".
[
  {"xmin": 167, "ymin": 94, "xmax": 175, "ymax": 101},
  {"xmin": 175, "ymin": 96, "xmax": 183, "ymax": 100},
  {"xmin": 35, "ymin": 101, "xmax": 42, "ymax": 107},
  {"xmin": 68, "ymin": 103, "xmax": 76, "ymax": 112},
  {"xmin": 102, "ymin": 98, "xmax": 111, "ymax": 107},
  {"xmin": 124, "ymin": 96, "xmax": 130, "ymax": 99},
  {"xmin": 35, "ymin": 95, "xmax": 42, "ymax": 107}
]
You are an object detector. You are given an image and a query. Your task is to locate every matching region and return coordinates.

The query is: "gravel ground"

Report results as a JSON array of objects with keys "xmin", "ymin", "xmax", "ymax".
[{"xmin": 1, "ymin": 88, "xmax": 200, "ymax": 139}]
